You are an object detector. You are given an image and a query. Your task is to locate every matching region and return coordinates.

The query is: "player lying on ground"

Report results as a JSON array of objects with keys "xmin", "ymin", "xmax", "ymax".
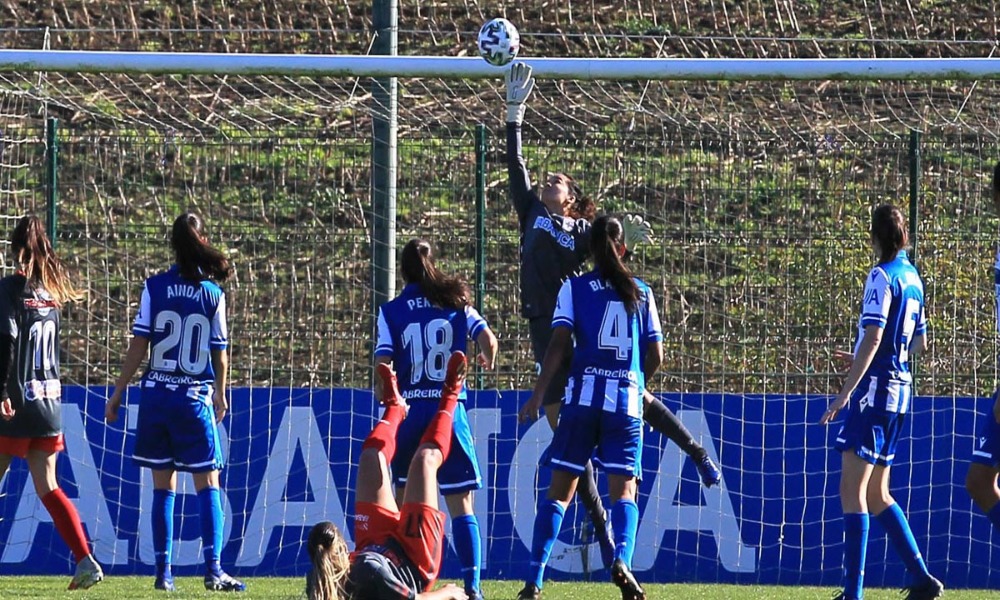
[{"xmin": 305, "ymin": 352, "xmax": 470, "ymax": 600}]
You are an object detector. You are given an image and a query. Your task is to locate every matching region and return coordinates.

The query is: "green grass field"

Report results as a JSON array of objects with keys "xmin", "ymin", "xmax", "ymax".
[{"xmin": 2, "ymin": 577, "xmax": 995, "ymax": 600}]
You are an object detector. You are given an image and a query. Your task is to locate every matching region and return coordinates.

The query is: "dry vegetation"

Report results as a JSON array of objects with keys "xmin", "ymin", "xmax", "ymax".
[{"xmin": 0, "ymin": 2, "xmax": 995, "ymax": 395}]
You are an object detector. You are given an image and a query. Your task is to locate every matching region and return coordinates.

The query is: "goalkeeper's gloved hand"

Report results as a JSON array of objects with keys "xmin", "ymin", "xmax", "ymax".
[
  {"xmin": 622, "ymin": 214, "xmax": 654, "ymax": 248},
  {"xmin": 506, "ymin": 61, "xmax": 535, "ymax": 125}
]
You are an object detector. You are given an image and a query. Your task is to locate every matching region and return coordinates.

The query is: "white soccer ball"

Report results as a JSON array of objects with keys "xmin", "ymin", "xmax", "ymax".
[{"xmin": 477, "ymin": 18, "xmax": 520, "ymax": 67}]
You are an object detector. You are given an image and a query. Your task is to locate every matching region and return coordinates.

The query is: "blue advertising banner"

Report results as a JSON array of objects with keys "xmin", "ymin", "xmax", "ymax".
[{"xmin": 0, "ymin": 387, "xmax": 998, "ymax": 589}]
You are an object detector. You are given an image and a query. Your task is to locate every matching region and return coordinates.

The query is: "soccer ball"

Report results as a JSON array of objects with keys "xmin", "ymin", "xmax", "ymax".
[{"xmin": 477, "ymin": 18, "xmax": 520, "ymax": 67}]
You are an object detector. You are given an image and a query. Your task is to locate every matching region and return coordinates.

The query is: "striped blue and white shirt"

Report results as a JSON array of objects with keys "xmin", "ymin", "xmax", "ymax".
[
  {"xmin": 552, "ymin": 271, "xmax": 663, "ymax": 417},
  {"xmin": 853, "ymin": 251, "xmax": 926, "ymax": 413}
]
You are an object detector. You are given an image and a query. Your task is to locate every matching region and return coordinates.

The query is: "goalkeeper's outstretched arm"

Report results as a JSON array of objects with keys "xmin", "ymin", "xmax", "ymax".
[{"xmin": 506, "ymin": 62, "xmax": 537, "ymax": 225}]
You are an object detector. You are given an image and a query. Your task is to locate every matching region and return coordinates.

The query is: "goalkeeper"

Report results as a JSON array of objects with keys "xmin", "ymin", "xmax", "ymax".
[{"xmin": 504, "ymin": 61, "xmax": 722, "ymax": 569}]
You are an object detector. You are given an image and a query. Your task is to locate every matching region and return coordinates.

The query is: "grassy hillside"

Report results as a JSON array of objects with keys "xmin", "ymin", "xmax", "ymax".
[{"xmin": 0, "ymin": 2, "xmax": 995, "ymax": 396}]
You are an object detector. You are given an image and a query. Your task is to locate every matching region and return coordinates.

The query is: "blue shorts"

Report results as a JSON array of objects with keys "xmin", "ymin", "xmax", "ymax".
[
  {"xmin": 133, "ymin": 386, "xmax": 223, "ymax": 473},
  {"xmin": 833, "ymin": 388, "xmax": 907, "ymax": 467},
  {"xmin": 545, "ymin": 404, "xmax": 642, "ymax": 477},
  {"xmin": 972, "ymin": 390, "xmax": 1000, "ymax": 468},
  {"xmin": 392, "ymin": 401, "xmax": 482, "ymax": 495}
]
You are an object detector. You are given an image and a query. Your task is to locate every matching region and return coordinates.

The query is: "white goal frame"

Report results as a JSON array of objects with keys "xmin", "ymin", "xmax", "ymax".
[{"xmin": 0, "ymin": 50, "xmax": 1000, "ymax": 80}]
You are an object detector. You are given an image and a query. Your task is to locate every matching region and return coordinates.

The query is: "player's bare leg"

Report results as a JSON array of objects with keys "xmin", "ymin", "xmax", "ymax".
[
  {"xmin": 544, "ymin": 399, "xmax": 614, "ymax": 569},
  {"xmin": 357, "ymin": 362, "xmax": 408, "ymax": 511},
  {"xmin": 26, "ymin": 450, "xmax": 104, "ymax": 591},
  {"xmin": 402, "ymin": 351, "xmax": 465, "ymax": 508},
  {"xmin": 866, "ymin": 463, "xmax": 942, "ymax": 600}
]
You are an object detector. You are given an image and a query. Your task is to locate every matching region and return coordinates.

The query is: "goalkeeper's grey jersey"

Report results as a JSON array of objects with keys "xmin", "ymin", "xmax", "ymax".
[{"xmin": 507, "ymin": 123, "xmax": 592, "ymax": 319}]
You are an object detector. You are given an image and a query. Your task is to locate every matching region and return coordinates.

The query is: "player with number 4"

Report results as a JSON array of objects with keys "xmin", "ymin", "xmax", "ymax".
[
  {"xmin": 106, "ymin": 212, "xmax": 245, "ymax": 593},
  {"xmin": 517, "ymin": 215, "xmax": 661, "ymax": 600},
  {"xmin": 819, "ymin": 204, "xmax": 942, "ymax": 600},
  {"xmin": 373, "ymin": 238, "xmax": 498, "ymax": 600}
]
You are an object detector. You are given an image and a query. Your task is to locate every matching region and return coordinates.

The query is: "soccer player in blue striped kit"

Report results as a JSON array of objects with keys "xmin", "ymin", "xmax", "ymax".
[
  {"xmin": 374, "ymin": 238, "xmax": 498, "ymax": 600},
  {"xmin": 516, "ymin": 215, "xmax": 662, "ymax": 600},
  {"xmin": 965, "ymin": 162, "xmax": 1000, "ymax": 551},
  {"xmin": 106, "ymin": 213, "xmax": 245, "ymax": 593},
  {"xmin": 820, "ymin": 204, "xmax": 942, "ymax": 600},
  {"xmin": 504, "ymin": 61, "xmax": 721, "ymax": 573}
]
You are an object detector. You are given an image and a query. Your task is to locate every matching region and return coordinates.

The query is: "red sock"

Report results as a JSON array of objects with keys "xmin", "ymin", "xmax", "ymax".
[
  {"xmin": 362, "ymin": 404, "xmax": 406, "ymax": 462},
  {"xmin": 419, "ymin": 389, "xmax": 460, "ymax": 460},
  {"xmin": 41, "ymin": 488, "xmax": 90, "ymax": 563}
]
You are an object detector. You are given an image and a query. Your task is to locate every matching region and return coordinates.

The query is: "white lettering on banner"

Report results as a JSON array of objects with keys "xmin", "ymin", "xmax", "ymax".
[
  {"xmin": 633, "ymin": 410, "xmax": 755, "ymax": 572},
  {"xmin": 509, "ymin": 411, "xmax": 755, "ymax": 574},
  {"xmin": 0, "ymin": 404, "xmax": 129, "ymax": 565},
  {"xmin": 236, "ymin": 406, "xmax": 348, "ymax": 567},
  {"xmin": 128, "ymin": 405, "xmax": 235, "ymax": 566},
  {"xmin": 0, "ymin": 394, "xmax": 754, "ymax": 574}
]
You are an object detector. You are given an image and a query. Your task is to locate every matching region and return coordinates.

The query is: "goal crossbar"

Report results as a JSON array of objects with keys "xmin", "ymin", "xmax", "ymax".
[{"xmin": 1, "ymin": 50, "xmax": 1000, "ymax": 80}]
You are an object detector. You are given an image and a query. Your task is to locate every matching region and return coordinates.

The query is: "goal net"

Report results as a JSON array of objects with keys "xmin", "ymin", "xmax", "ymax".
[{"xmin": 0, "ymin": 24, "xmax": 998, "ymax": 590}]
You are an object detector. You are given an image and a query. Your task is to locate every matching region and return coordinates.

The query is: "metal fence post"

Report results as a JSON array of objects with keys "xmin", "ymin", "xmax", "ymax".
[
  {"xmin": 46, "ymin": 117, "xmax": 58, "ymax": 247},
  {"xmin": 475, "ymin": 124, "xmax": 487, "ymax": 388}
]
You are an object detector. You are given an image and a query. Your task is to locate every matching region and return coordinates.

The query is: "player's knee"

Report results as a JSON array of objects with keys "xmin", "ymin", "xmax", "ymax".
[
  {"xmin": 412, "ymin": 444, "xmax": 443, "ymax": 471},
  {"xmin": 865, "ymin": 488, "xmax": 892, "ymax": 513}
]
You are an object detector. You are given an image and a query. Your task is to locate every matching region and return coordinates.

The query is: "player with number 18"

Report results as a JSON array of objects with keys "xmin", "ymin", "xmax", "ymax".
[{"xmin": 373, "ymin": 238, "xmax": 498, "ymax": 600}]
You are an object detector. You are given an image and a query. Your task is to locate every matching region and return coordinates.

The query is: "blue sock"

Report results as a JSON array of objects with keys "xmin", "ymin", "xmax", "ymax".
[
  {"xmin": 452, "ymin": 514, "xmax": 482, "ymax": 593},
  {"xmin": 876, "ymin": 503, "xmax": 930, "ymax": 582},
  {"xmin": 198, "ymin": 486, "xmax": 225, "ymax": 575},
  {"xmin": 843, "ymin": 513, "xmax": 869, "ymax": 600},
  {"xmin": 152, "ymin": 489, "xmax": 175, "ymax": 579},
  {"xmin": 528, "ymin": 499, "xmax": 565, "ymax": 589},
  {"xmin": 988, "ymin": 502, "xmax": 1000, "ymax": 531},
  {"xmin": 610, "ymin": 499, "xmax": 639, "ymax": 567}
]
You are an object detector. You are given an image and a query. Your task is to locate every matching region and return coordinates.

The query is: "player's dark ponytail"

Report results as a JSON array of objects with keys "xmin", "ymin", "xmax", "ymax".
[
  {"xmin": 591, "ymin": 215, "xmax": 640, "ymax": 313},
  {"xmin": 565, "ymin": 176, "xmax": 596, "ymax": 222},
  {"xmin": 171, "ymin": 212, "xmax": 233, "ymax": 282},
  {"xmin": 401, "ymin": 238, "xmax": 470, "ymax": 310},
  {"xmin": 305, "ymin": 521, "xmax": 350, "ymax": 600},
  {"xmin": 11, "ymin": 214, "xmax": 83, "ymax": 306},
  {"xmin": 870, "ymin": 204, "xmax": 908, "ymax": 264}
]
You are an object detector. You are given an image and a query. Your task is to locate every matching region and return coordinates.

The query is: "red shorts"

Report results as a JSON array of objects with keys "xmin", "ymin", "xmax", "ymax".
[
  {"xmin": 0, "ymin": 434, "xmax": 64, "ymax": 459},
  {"xmin": 354, "ymin": 501, "xmax": 446, "ymax": 586}
]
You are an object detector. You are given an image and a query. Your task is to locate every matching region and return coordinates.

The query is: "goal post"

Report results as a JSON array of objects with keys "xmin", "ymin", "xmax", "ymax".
[
  {"xmin": 3, "ymin": 50, "xmax": 1000, "ymax": 80},
  {"xmin": 0, "ymin": 50, "xmax": 997, "ymax": 588}
]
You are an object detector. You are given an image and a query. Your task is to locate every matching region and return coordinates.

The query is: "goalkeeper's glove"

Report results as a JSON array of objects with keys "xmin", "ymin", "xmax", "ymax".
[
  {"xmin": 506, "ymin": 61, "xmax": 535, "ymax": 124},
  {"xmin": 622, "ymin": 214, "xmax": 654, "ymax": 248}
]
